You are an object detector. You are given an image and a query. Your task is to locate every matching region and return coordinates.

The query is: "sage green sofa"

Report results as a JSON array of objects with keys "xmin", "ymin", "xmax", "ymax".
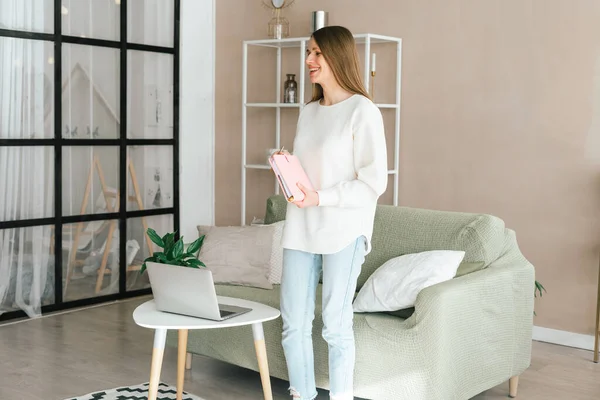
[{"xmin": 168, "ymin": 195, "xmax": 534, "ymax": 399}]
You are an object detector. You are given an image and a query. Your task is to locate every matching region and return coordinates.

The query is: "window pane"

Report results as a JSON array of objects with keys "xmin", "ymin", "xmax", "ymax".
[
  {"xmin": 62, "ymin": 219, "xmax": 119, "ymax": 301},
  {"xmin": 0, "ymin": 146, "xmax": 54, "ymax": 222},
  {"xmin": 0, "ymin": 38, "xmax": 54, "ymax": 139},
  {"xmin": 61, "ymin": 0, "xmax": 120, "ymax": 41},
  {"xmin": 62, "ymin": 44, "xmax": 120, "ymax": 139},
  {"xmin": 0, "ymin": 0, "xmax": 53, "ymax": 34},
  {"xmin": 127, "ymin": 50, "xmax": 173, "ymax": 138},
  {"xmin": 127, "ymin": 146, "xmax": 173, "ymax": 210},
  {"xmin": 0, "ymin": 225, "xmax": 55, "ymax": 316},
  {"xmin": 126, "ymin": 213, "xmax": 173, "ymax": 291},
  {"xmin": 62, "ymin": 146, "xmax": 119, "ymax": 217},
  {"xmin": 127, "ymin": 0, "xmax": 174, "ymax": 47}
]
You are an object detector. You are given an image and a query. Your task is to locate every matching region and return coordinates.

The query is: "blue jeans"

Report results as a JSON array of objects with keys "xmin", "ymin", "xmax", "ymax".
[{"xmin": 280, "ymin": 236, "xmax": 367, "ymax": 400}]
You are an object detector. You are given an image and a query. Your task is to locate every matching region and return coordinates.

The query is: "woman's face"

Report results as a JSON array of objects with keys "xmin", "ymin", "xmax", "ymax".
[{"xmin": 305, "ymin": 37, "xmax": 333, "ymax": 86}]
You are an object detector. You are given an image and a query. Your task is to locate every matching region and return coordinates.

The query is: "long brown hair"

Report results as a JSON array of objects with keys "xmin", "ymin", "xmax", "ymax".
[{"xmin": 309, "ymin": 26, "xmax": 371, "ymax": 103}]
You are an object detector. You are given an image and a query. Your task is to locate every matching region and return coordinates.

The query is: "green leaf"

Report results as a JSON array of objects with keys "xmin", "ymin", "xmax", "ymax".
[
  {"xmin": 163, "ymin": 238, "xmax": 175, "ymax": 259},
  {"xmin": 186, "ymin": 258, "xmax": 204, "ymax": 268},
  {"xmin": 186, "ymin": 235, "xmax": 205, "ymax": 256},
  {"xmin": 143, "ymin": 255, "xmax": 157, "ymax": 264},
  {"xmin": 153, "ymin": 252, "xmax": 168, "ymax": 263},
  {"xmin": 146, "ymin": 228, "xmax": 165, "ymax": 248},
  {"xmin": 164, "ymin": 232, "xmax": 176, "ymax": 254},
  {"xmin": 533, "ymin": 280, "xmax": 546, "ymax": 316},
  {"xmin": 140, "ymin": 256, "xmax": 157, "ymax": 274},
  {"xmin": 182, "ymin": 252, "xmax": 198, "ymax": 260},
  {"xmin": 534, "ymin": 280, "xmax": 546, "ymax": 298},
  {"xmin": 173, "ymin": 239, "xmax": 184, "ymax": 259}
]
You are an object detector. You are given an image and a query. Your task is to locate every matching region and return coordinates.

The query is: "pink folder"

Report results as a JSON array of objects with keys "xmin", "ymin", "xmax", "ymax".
[{"xmin": 269, "ymin": 153, "xmax": 314, "ymax": 202}]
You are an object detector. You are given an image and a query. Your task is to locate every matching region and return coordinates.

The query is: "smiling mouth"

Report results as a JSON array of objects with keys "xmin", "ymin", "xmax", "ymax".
[{"xmin": 309, "ymin": 67, "xmax": 320, "ymax": 76}]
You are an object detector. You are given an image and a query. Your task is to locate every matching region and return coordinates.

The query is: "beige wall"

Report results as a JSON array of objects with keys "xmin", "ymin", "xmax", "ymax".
[{"xmin": 215, "ymin": 0, "xmax": 600, "ymax": 335}]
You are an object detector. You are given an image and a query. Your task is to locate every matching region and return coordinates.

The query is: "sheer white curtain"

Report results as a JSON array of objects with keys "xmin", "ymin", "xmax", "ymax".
[{"xmin": 0, "ymin": 0, "xmax": 54, "ymax": 318}]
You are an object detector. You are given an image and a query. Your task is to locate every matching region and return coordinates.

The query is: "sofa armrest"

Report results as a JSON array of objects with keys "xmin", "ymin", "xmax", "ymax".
[{"xmin": 411, "ymin": 262, "xmax": 535, "ymax": 393}]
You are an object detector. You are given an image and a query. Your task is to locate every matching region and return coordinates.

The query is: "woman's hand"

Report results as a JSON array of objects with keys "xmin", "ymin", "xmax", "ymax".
[{"xmin": 294, "ymin": 183, "xmax": 319, "ymax": 208}]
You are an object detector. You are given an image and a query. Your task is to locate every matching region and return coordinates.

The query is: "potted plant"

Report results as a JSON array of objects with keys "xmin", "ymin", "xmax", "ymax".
[
  {"xmin": 140, "ymin": 228, "xmax": 206, "ymax": 273},
  {"xmin": 534, "ymin": 280, "xmax": 546, "ymax": 316}
]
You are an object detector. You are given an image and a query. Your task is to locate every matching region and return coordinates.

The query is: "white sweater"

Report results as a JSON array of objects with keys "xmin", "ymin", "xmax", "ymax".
[{"xmin": 280, "ymin": 94, "xmax": 388, "ymax": 255}]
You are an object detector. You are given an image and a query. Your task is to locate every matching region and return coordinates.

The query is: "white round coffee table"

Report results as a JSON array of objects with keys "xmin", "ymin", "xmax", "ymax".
[{"xmin": 133, "ymin": 297, "xmax": 281, "ymax": 400}]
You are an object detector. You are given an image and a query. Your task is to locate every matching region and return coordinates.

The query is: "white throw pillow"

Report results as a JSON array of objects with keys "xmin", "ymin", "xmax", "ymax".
[{"xmin": 353, "ymin": 250, "xmax": 465, "ymax": 313}]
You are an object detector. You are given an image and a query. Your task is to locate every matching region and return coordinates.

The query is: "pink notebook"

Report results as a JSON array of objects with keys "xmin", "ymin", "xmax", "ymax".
[{"xmin": 269, "ymin": 153, "xmax": 314, "ymax": 202}]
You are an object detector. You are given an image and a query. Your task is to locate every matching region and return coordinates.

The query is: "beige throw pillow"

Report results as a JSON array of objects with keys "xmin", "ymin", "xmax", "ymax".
[
  {"xmin": 251, "ymin": 220, "xmax": 285, "ymax": 284},
  {"xmin": 267, "ymin": 221, "xmax": 284, "ymax": 284},
  {"xmin": 197, "ymin": 225, "xmax": 274, "ymax": 290}
]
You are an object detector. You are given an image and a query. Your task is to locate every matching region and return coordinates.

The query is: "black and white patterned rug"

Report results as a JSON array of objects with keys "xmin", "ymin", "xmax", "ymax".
[{"xmin": 65, "ymin": 382, "xmax": 204, "ymax": 400}]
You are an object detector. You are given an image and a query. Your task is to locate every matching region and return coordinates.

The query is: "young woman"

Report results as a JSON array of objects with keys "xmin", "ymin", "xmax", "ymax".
[{"xmin": 279, "ymin": 26, "xmax": 388, "ymax": 400}]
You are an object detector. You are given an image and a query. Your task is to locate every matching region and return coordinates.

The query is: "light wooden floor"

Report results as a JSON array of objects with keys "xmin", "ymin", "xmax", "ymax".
[{"xmin": 0, "ymin": 296, "xmax": 598, "ymax": 400}]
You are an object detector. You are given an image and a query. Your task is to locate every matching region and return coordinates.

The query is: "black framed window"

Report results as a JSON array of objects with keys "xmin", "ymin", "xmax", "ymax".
[{"xmin": 0, "ymin": 0, "xmax": 180, "ymax": 320}]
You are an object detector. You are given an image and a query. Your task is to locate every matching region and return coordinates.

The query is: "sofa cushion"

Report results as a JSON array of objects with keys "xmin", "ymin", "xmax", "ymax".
[
  {"xmin": 266, "ymin": 221, "xmax": 284, "ymax": 284},
  {"xmin": 214, "ymin": 283, "xmax": 282, "ymax": 308},
  {"xmin": 264, "ymin": 195, "xmax": 288, "ymax": 225},
  {"xmin": 213, "ymin": 283, "xmax": 414, "ymax": 323},
  {"xmin": 362, "ymin": 205, "xmax": 505, "ymax": 289},
  {"xmin": 197, "ymin": 225, "xmax": 274, "ymax": 289},
  {"xmin": 263, "ymin": 195, "xmax": 506, "ymax": 290},
  {"xmin": 456, "ymin": 260, "xmax": 486, "ymax": 277}
]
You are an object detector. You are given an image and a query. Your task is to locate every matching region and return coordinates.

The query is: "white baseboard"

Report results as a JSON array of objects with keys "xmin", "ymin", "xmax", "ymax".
[{"xmin": 533, "ymin": 325, "xmax": 597, "ymax": 351}]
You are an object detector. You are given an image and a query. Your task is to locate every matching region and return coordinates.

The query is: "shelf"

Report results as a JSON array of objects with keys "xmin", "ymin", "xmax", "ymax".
[
  {"xmin": 242, "ymin": 32, "xmax": 403, "ymax": 224},
  {"xmin": 245, "ymin": 103, "xmax": 301, "ymax": 108},
  {"xmin": 244, "ymin": 37, "xmax": 309, "ymax": 48},
  {"xmin": 354, "ymin": 33, "xmax": 403, "ymax": 45},
  {"xmin": 245, "ymin": 164, "xmax": 271, "ymax": 170},
  {"xmin": 244, "ymin": 33, "xmax": 402, "ymax": 48}
]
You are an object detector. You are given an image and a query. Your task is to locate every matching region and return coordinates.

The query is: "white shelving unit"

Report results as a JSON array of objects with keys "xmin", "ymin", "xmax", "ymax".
[{"xmin": 241, "ymin": 33, "xmax": 403, "ymax": 225}]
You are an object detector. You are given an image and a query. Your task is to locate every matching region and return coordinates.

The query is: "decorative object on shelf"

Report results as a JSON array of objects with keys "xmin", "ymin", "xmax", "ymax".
[
  {"xmin": 370, "ymin": 53, "xmax": 376, "ymax": 98},
  {"xmin": 311, "ymin": 10, "xmax": 328, "ymax": 32},
  {"xmin": 140, "ymin": 228, "xmax": 206, "ymax": 274},
  {"xmin": 283, "ymin": 74, "xmax": 298, "ymax": 103},
  {"xmin": 262, "ymin": 0, "xmax": 295, "ymax": 39}
]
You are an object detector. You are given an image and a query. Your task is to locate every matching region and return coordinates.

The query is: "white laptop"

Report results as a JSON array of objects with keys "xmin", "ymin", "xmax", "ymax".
[{"xmin": 146, "ymin": 262, "xmax": 252, "ymax": 321}]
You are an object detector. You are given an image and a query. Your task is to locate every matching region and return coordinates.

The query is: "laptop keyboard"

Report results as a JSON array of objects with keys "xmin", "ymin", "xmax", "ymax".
[{"xmin": 219, "ymin": 309, "xmax": 235, "ymax": 317}]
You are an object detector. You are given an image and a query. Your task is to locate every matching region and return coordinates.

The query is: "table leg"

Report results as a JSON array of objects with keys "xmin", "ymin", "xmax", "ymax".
[
  {"xmin": 177, "ymin": 329, "xmax": 189, "ymax": 400},
  {"xmin": 148, "ymin": 329, "xmax": 167, "ymax": 400},
  {"xmin": 252, "ymin": 323, "xmax": 272, "ymax": 400}
]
